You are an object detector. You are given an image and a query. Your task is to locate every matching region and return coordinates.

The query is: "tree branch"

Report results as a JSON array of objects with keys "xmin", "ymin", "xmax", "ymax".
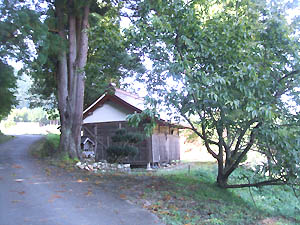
[
  {"xmin": 181, "ymin": 113, "xmax": 219, "ymax": 159},
  {"xmin": 232, "ymin": 119, "xmax": 257, "ymax": 158},
  {"xmin": 278, "ymin": 70, "xmax": 299, "ymax": 83},
  {"xmin": 224, "ymin": 122, "xmax": 262, "ymax": 178},
  {"xmin": 224, "ymin": 178, "xmax": 286, "ymax": 188},
  {"xmin": 274, "ymin": 70, "xmax": 300, "ymax": 98}
]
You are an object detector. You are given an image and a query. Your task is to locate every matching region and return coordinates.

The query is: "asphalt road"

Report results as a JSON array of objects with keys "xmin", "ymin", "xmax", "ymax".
[{"xmin": 0, "ymin": 135, "xmax": 163, "ymax": 225}]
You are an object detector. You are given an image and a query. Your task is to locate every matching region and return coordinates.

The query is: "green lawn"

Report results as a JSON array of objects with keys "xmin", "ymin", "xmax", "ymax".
[{"xmin": 141, "ymin": 163, "xmax": 300, "ymax": 225}]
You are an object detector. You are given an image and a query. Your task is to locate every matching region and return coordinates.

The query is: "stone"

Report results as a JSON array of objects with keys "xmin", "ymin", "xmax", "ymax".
[
  {"xmin": 78, "ymin": 164, "xmax": 85, "ymax": 170},
  {"xmin": 123, "ymin": 164, "xmax": 130, "ymax": 168}
]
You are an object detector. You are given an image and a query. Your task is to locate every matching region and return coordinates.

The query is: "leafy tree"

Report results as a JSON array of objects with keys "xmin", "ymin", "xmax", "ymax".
[
  {"xmin": 0, "ymin": 62, "xmax": 17, "ymax": 121},
  {"xmin": 128, "ymin": 0, "xmax": 300, "ymax": 188},
  {"xmin": 26, "ymin": 0, "xmax": 144, "ymax": 158},
  {"xmin": 0, "ymin": 0, "xmax": 43, "ymax": 122},
  {"xmin": 1, "ymin": 0, "xmax": 107, "ymax": 157},
  {"xmin": 29, "ymin": 3, "xmax": 144, "ymax": 110},
  {"xmin": 0, "ymin": 0, "xmax": 137, "ymax": 158},
  {"xmin": 106, "ymin": 128, "xmax": 143, "ymax": 163}
]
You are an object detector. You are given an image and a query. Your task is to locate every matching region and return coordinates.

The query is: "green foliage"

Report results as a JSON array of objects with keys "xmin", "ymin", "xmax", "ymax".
[
  {"xmin": 112, "ymin": 129, "xmax": 144, "ymax": 143},
  {"xmin": 0, "ymin": 61, "xmax": 17, "ymax": 121},
  {"xmin": 230, "ymin": 167, "xmax": 300, "ymax": 221},
  {"xmin": 107, "ymin": 145, "xmax": 138, "ymax": 163},
  {"xmin": 0, "ymin": 0, "xmax": 47, "ymax": 62},
  {"xmin": 0, "ymin": 0, "xmax": 47, "ymax": 120},
  {"xmin": 31, "ymin": 134, "xmax": 60, "ymax": 158},
  {"xmin": 46, "ymin": 133, "xmax": 60, "ymax": 150},
  {"xmin": 127, "ymin": 108, "xmax": 160, "ymax": 136},
  {"xmin": 107, "ymin": 128, "xmax": 143, "ymax": 163},
  {"xmin": 84, "ymin": 8, "xmax": 145, "ymax": 107},
  {"xmin": 128, "ymin": 0, "xmax": 300, "ymax": 187},
  {"xmin": 28, "ymin": 1, "xmax": 145, "ymax": 110},
  {"xmin": 31, "ymin": 133, "xmax": 79, "ymax": 168}
]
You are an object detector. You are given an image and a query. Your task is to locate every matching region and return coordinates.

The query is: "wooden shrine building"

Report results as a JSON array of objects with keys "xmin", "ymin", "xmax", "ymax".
[{"xmin": 82, "ymin": 87, "xmax": 182, "ymax": 165}]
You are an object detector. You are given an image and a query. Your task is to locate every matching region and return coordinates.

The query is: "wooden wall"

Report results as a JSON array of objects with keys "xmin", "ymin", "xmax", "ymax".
[
  {"xmin": 82, "ymin": 122, "xmax": 180, "ymax": 165},
  {"xmin": 151, "ymin": 134, "xmax": 180, "ymax": 163},
  {"xmin": 83, "ymin": 121, "xmax": 152, "ymax": 165}
]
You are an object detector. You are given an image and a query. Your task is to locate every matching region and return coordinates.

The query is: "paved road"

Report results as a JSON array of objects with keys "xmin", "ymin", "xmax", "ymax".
[{"xmin": 0, "ymin": 135, "xmax": 163, "ymax": 225}]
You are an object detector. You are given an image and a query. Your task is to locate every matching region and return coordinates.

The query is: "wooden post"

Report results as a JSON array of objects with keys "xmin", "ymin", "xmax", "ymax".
[{"xmin": 94, "ymin": 124, "xmax": 98, "ymax": 161}]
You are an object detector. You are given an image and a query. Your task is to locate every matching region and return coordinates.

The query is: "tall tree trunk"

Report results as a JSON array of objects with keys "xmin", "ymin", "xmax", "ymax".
[{"xmin": 55, "ymin": 1, "xmax": 90, "ymax": 159}]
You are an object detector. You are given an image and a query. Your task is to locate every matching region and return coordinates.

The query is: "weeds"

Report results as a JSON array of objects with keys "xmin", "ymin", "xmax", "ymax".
[
  {"xmin": 144, "ymin": 163, "xmax": 299, "ymax": 225},
  {"xmin": 30, "ymin": 134, "xmax": 78, "ymax": 169},
  {"xmin": 0, "ymin": 131, "xmax": 13, "ymax": 144},
  {"xmin": 31, "ymin": 134, "xmax": 59, "ymax": 158}
]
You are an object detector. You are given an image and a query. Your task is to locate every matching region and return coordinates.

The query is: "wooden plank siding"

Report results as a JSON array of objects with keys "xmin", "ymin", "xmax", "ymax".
[
  {"xmin": 151, "ymin": 134, "xmax": 180, "ymax": 163},
  {"xmin": 83, "ymin": 121, "xmax": 152, "ymax": 165},
  {"xmin": 82, "ymin": 121, "xmax": 180, "ymax": 165}
]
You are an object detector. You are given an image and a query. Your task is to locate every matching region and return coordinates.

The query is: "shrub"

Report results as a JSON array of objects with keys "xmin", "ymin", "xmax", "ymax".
[
  {"xmin": 32, "ymin": 134, "xmax": 60, "ymax": 158},
  {"xmin": 107, "ymin": 145, "xmax": 138, "ymax": 163},
  {"xmin": 106, "ymin": 128, "xmax": 144, "ymax": 163}
]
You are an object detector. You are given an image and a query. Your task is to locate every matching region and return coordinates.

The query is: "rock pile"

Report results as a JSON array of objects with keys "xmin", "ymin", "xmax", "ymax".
[{"xmin": 75, "ymin": 161, "xmax": 131, "ymax": 173}]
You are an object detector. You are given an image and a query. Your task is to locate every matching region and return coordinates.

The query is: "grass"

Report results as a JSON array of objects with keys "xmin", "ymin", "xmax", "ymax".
[
  {"xmin": 140, "ymin": 163, "xmax": 300, "ymax": 225},
  {"xmin": 31, "ymin": 134, "xmax": 60, "ymax": 158},
  {"xmin": 30, "ymin": 133, "xmax": 79, "ymax": 168},
  {"xmin": 0, "ymin": 131, "xmax": 13, "ymax": 144}
]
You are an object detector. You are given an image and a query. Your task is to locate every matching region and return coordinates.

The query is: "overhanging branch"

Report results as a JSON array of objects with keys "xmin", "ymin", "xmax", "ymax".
[{"xmin": 182, "ymin": 114, "xmax": 218, "ymax": 159}]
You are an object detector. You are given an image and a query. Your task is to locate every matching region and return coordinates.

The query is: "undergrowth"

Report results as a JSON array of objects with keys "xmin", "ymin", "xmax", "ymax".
[
  {"xmin": 147, "ymin": 163, "xmax": 299, "ymax": 225},
  {"xmin": 31, "ymin": 134, "xmax": 78, "ymax": 168},
  {"xmin": 0, "ymin": 131, "xmax": 13, "ymax": 144}
]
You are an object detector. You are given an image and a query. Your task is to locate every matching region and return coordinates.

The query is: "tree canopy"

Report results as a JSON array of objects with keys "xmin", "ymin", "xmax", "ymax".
[
  {"xmin": 0, "ymin": 62, "xmax": 17, "ymax": 121},
  {"xmin": 29, "ymin": 1, "xmax": 144, "ymax": 111},
  {"xmin": 0, "ymin": 0, "xmax": 43, "ymax": 121},
  {"xmin": 128, "ymin": 0, "xmax": 300, "ymax": 188},
  {"xmin": 0, "ymin": 0, "xmax": 144, "ymax": 158}
]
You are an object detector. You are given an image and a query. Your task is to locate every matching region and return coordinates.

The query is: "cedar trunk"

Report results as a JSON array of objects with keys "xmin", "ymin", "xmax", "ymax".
[{"xmin": 56, "ymin": 1, "xmax": 90, "ymax": 158}]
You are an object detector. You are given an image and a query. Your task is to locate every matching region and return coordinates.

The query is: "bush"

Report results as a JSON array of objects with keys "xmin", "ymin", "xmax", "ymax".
[
  {"xmin": 107, "ymin": 145, "xmax": 138, "ymax": 163},
  {"xmin": 31, "ymin": 134, "xmax": 60, "ymax": 158},
  {"xmin": 106, "ymin": 128, "xmax": 144, "ymax": 163}
]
